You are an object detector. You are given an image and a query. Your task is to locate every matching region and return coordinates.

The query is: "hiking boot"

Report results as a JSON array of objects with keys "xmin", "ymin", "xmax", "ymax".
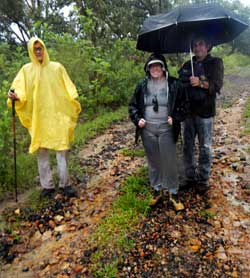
[
  {"xmin": 59, "ymin": 186, "xmax": 77, "ymax": 198},
  {"xmin": 196, "ymin": 180, "xmax": 209, "ymax": 195},
  {"xmin": 40, "ymin": 188, "xmax": 55, "ymax": 198},
  {"xmin": 150, "ymin": 190, "xmax": 163, "ymax": 207},
  {"xmin": 169, "ymin": 193, "xmax": 185, "ymax": 211},
  {"xmin": 180, "ymin": 178, "xmax": 197, "ymax": 191}
]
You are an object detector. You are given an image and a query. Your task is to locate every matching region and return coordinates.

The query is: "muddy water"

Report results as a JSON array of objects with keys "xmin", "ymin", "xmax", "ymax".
[{"xmin": 223, "ymin": 172, "xmax": 250, "ymax": 213}]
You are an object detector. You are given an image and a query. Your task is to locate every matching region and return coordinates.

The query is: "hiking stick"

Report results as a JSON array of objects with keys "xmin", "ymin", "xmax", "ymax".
[{"xmin": 11, "ymin": 89, "xmax": 18, "ymax": 202}]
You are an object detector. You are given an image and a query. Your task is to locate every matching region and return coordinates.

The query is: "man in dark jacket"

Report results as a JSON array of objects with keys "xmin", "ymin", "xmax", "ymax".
[{"xmin": 179, "ymin": 37, "xmax": 224, "ymax": 193}]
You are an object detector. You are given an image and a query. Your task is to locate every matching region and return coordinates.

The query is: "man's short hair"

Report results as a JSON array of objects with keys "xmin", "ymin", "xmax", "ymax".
[{"xmin": 191, "ymin": 37, "xmax": 213, "ymax": 52}]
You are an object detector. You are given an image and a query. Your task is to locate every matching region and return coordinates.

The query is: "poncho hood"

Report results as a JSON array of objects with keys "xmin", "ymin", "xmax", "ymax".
[{"xmin": 28, "ymin": 37, "xmax": 50, "ymax": 66}]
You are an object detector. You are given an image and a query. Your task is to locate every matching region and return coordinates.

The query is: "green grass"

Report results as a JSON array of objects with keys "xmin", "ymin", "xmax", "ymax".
[
  {"xmin": 223, "ymin": 53, "xmax": 250, "ymax": 75},
  {"xmin": 89, "ymin": 167, "xmax": 151, "ymax": 278},
  {"xmin": 26, "ymin": 189, "xmax": 49, "ymax": 211},
  {"xmin": 243, "ymin": 98, "xmax": 250, "ymax": 135},
  {"xmin": 120, "ymin": 147, "xmax": 145, "ymax": 158},
  {"xmin": 199, "ymin": 209, "xmax": 216, "ymax": 219},
  {"xmin": 0, "ymin": 153, "xmax": 37, "ymax": 201},
  {"xmin": 74, "ymin": 106, "xmax": 128, "ymax": 148}
]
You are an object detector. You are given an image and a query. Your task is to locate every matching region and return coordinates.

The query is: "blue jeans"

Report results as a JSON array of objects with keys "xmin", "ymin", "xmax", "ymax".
[{"xmin": 183, "ymin": 116, "xmax": 213, "ymax": 182}]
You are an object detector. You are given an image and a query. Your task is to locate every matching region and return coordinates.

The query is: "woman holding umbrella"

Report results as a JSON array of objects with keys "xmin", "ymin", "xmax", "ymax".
[{"xmin": 129, "ymin": 53, "xmax": 187, "ymax": 211}]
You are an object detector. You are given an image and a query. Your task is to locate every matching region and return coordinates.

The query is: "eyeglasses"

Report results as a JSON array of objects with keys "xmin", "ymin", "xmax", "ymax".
[
  {"xmin": 33, "ymin": 47, "xmax": 43, "ymax": 53},
  {"xmin": 152, "ymin": 95, "xmax": 158, "ymax": 112}
]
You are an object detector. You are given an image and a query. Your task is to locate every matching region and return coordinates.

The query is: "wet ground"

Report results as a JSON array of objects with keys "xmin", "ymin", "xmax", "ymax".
[
  {"xmin": 0, "ymin": 74, "xmax": 249, "ymax": 278},
  {"xmin": 119, "ymin": 90, "xmax": 250, "ymax": 278}
]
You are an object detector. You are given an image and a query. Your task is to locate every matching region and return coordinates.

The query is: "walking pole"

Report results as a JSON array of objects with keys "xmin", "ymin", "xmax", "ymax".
[{"xmin": 10, "ymin": 89, "xmax": 18, "ymax": 202}]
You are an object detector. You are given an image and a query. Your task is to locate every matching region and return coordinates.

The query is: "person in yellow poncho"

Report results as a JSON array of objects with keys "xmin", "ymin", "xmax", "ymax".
[{"xmin": 7, "ymin": 37, "xmax": 81, "ymax": 198}]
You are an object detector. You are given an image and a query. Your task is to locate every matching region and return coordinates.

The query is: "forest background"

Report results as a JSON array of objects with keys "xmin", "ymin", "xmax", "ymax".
[{"xmin": 0, "ymin": 0, "xmax": 250, "ymax": 199}]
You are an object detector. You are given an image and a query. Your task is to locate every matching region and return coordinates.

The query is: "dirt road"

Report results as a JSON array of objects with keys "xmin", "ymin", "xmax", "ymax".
[{"xmin": 0, "ymin": 76, "xmax": 249, "ymax": 278}]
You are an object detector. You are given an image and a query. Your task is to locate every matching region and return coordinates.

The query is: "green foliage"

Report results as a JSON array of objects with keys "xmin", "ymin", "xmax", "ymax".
[
  {"xmin": 199, "ymin": 209, "xmax": 216, "ymax": 219},
  {"xmin": 39, "ymin": 30, "xmax": 144, "ymax": 120},
  {"xmin": 73, "ymin": 106, "xmax": 128, "ymax": 148},
  {"xmin": 243, "ymin": 99, "xmax": 250, "ymax": 118},
  {"xmin": 223, "ymin": 52, "xmax": 250, "ymax": 74},
  {"xmin": 27, "ymin": 189, "xmax": 49, "ymax": 211},
  {"xmin": 0, "ymin": 83, "xmax": 15, "ymax": 193},
  {"xmin": 92, "ymin": 260, "xmax": 118, "ymax": 278},
  {"xmin": 120, "ymin": 147, "xmax": 145, "ymax": 157}
]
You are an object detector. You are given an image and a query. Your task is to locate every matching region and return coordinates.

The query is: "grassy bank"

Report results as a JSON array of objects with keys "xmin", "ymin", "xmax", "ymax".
[
  {"xmin": 88, "ymin": 167, "xmax": 151, "ymax": 278},
  {"xmin": 243, "ymin": 98, "xmax": 250, "ymax": 135}
]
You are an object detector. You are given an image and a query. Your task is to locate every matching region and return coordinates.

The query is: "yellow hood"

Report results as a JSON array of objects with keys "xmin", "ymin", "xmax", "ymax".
[{"xmin": 27, "ymin": 37, "xmax": 50, "ymax": 66}]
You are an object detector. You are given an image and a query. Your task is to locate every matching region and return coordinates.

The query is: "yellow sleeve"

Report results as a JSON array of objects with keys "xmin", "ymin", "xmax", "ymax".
[{"xmin": 7, "ymin": 67, "xmax": 27, "ymax": 109}]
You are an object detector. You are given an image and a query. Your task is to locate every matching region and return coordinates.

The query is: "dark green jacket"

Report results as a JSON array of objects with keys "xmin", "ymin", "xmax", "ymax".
[{"xmin": 178, "ymin": 54, "xmax": 224, "ymax": 118}]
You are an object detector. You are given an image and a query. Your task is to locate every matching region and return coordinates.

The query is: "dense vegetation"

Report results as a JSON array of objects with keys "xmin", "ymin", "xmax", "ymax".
[{"xmin": 0, "ymin": 0, "xmax": 250, "ymax": 198}]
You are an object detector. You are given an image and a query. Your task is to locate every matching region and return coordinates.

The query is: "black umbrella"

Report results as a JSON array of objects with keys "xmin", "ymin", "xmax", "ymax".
[{"xmin": 137, "ymin": 3, "xmax": 249, "ymax": 54}]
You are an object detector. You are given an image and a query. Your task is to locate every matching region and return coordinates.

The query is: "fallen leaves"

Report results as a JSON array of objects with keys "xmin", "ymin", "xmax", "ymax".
[{"xmin": 187, "ymin": 238, "xmax": 202, "ymax": 252}]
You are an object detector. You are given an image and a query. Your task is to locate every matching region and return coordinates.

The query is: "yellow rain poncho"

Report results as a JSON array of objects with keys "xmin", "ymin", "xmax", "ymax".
[{"xmin": 8, "ymin": 37, "xmax": 81, "ymax": 153}]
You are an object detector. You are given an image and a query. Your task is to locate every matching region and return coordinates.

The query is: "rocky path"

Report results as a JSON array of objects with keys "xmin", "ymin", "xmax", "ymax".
[
  {"xmin": 0, "ymin": 83, "xmax": 249, "ymax": 278},
  {"xmin": 119, "ymin": 90, "xmax": 250, "ymax": 278}
]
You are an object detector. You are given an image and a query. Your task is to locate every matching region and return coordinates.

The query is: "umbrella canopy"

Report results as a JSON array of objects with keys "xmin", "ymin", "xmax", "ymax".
[{"xmin": 137, "ymin": 3, "xmax": 249, "ymax": 53}]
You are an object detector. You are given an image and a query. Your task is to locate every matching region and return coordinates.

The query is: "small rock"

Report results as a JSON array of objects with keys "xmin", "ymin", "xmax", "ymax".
[
  {"xmin": 73, "ymin": 264, "xmax": 83, "ymax": 273},
  {"xmin": 54, "ymin": 215, "xmax": 64, "ymax": 224},
  {"xmin": 48, "ymin": 220, "xmax": 56, "ymax": 229},
  {"xmin": 54, "ymin": 224, "xmax": 67, "ymax": 233},
  {"xmin": 42, "ymin": 231, "xmax": 52, "ymax": 241},
  {"xmin": 215, "ymin": 245, "xmax": 227, "ymax": 260},
  {"xmin": 14, "ymin": 208, "xmax": 21, "ymax": 215}
]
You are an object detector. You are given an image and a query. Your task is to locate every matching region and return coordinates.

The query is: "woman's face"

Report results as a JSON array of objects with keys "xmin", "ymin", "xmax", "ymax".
[{"xmin": 149, "ymin": 63, "xmax": 165, "ymax": 79}]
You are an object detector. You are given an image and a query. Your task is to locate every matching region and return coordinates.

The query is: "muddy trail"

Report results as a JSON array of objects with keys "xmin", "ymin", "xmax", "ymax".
[
  {"xmin": 0, "ymin": 121, "xmax": 145, "ymax": 278},
  {"xmin": 119, "ymin": 77, "xmax": 250, "ymax": 278},
  {"xmin": 0, "ymin": 74, "xmax": 250, "ymax": 278}
]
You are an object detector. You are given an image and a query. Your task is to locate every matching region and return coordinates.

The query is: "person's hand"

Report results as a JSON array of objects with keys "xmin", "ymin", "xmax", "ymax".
[
  {"xmin": 167, "ymin": 116, "xmax": 173, "ymax": 125},
  {"xmin": 190, "ymin": 76, "xmax": 200, "ymax": 87},
  {"xmin": 138, "ymin": 118, "xmax": 146, "ymax": 128},
  {"xmin": 8, "ymin": 90, "xmax": 19, "ymax": 100}
]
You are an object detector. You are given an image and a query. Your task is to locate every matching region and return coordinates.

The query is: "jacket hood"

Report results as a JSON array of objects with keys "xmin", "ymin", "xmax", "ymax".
[
  {"xmin": 144, "ymin": 53, "xmax": 168, "ymax": 75},
  {"xmin": 27, "ymin": 37, "xmax": 50, "ymax": 66}
]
